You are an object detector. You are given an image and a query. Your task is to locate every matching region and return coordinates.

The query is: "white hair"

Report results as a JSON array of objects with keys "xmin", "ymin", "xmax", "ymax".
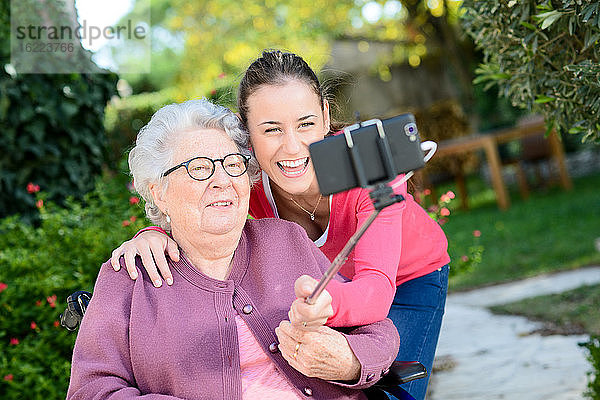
[{"xmin": 128, "ymin": 99, "xmax": 260, "ymax": 230}]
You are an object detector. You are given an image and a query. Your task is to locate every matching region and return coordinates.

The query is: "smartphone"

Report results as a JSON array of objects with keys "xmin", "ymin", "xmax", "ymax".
[{"xmin": 309, "ymin": 113, "xmax": 425, "ymax": 195}]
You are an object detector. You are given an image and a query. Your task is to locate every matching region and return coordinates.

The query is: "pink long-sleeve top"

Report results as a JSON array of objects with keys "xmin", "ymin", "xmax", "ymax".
[{"xmin": 248, "ymin": 172, "xmax": 450, "ymax": 327}]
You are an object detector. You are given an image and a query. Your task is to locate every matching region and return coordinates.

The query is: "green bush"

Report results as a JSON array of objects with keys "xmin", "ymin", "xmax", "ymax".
[
  {"xmin": 0, "ymin": 1, "xmax": 118, "ymax": 220},
  {"xmin": 580, "ymin": 335, "xmax": 600, "ymax": 399},
  {"xmin": 103, "ymin": 85, "xmax": 237, "ymax": 168},
  {"xmin": 104, "ymin": 90, "xmax": 176, "ymax": 168},
  {"xmin": 0, "ymin": 166, "xmax": 147, "ymax": 399},
  {"xmin": 461, "ymin": 0, "xmax": 600, "ymax": 143}
]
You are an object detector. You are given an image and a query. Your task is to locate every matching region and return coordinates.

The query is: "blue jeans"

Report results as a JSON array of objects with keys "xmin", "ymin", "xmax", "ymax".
[{"xmin": 386, "ymin": 265, "xmax": 449, "ymax": 400}]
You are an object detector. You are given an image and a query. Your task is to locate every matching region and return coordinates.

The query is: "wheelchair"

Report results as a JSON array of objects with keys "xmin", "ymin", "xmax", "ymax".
[{"xmin": 61, "ymin": 291, "xmax": 426, "ymax": 400}]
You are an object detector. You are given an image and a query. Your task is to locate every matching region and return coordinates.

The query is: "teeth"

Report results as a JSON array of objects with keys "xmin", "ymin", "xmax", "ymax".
[
  {"xmin": 209, "ymin": 201, "xmax": 232, "ymax": 207},
  {"xmin": 278, "ymin": 158, "xmax": 308, "ymax": 168}
]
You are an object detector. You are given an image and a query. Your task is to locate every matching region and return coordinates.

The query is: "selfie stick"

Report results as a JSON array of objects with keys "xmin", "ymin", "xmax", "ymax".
[{"xmin": 306, "ymin": 119, "xmax": 406, "ymax": 305}]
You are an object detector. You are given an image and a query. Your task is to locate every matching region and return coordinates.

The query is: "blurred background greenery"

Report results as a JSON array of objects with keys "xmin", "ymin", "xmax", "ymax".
[{"xmin": 1, "ymin": 0, "xmax": 599, "ymax": 398}]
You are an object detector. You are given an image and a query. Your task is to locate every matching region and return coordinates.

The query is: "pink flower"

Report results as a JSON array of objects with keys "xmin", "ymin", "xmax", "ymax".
[
  {"xmin": 27, "ymin": 182, "xmax": 40, "ymax": 193},
  {"xmin": 461, "ymin": 255, "xmax": 469, "ymax": 262},
  {"xmin": 473, "ymin": 230, "xmax": 482, "ymax": 237},
  {"xmin": 440, "ymin": 207, "xmax": 450, "ymax": 217},
  {"xmin": 30, "ymin": 321, "xmax": 37, "ymax": 330},
  {"xmin": 218, "ymin": 72, "xmax": 226, "ymax": 79},
  {"xmin": 446, "ymin": 191, "xmax": 455, "ymax": 199},
  {"xmin": 53, "ymin": 320, "xmax": 60, "ymax": 328},
  {"xmin": 36, "ymin": 199, "xmax": 44, "ymax": 209},
  {"xmin": 438, "ymin": 218, "xmax": 447, "ymax": 226},
  {"xmin": 440, "ymin": 194, "xmax": 450, "ymax": 203},
  {"xmin": 122, "ymin": 220, "xmax": 131, "ymax": 227},
  {"xmin": 0, "ymin": 282, "xmax": 7, "ymax": 293},
  {"xmin": 129, "ymin": 196, "xmax": 140, "ymax": 205},
  {"xmin": 9, "ymin": 338, "xmax": 19, "ymax": 346},
  {"xmin": 130, "ymin": 216, "xmax": 137, "ymax": 223},
  {"xmin": 47, "ymin": 295, "xmax": 57, "ymax": 308},
  {"xmin": 3, "ymin": 374, "xmax": 13, "ymax": 381},
  {"xmin": 423, "ymin": 189, "xmax": 431, "ymax": 196}
]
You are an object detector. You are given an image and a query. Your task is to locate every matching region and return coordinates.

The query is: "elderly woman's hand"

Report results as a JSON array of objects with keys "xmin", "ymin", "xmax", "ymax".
[
  {"xmin": 288, "ymin": 275, "xmax": 334, "ymax": 331},
  {"xmin": 110, "ymin": 230, "xmax": 179, "ymax": 287},
  {"xmin": 275, "ymin": 321, "xmax": 361, "ymax": 381}
]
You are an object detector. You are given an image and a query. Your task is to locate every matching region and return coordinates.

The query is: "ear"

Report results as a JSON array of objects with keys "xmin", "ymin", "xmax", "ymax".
[
  {"xmin": 149, "ymin": 181, "xmax": 168, "ymax": 215},
  {"xmin": 322, "ymin": 99, "xmax": 331, "ymax": 132}
]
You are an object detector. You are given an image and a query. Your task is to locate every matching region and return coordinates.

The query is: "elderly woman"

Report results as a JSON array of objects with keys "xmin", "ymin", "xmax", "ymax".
[{"xmin": 66, "ymin": 99, "xmax": 399, "ymax": 400}]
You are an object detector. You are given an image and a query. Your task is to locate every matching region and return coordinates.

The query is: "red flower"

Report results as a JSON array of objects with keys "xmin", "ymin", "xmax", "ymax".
[
  {"xmin": 210, "ymin": 89, "xmax": 217, "ymax": 96},
  {"xmin": 129, "ymin": 196, "xmax": 140, "ymax": 205},
  {"xmin": 473, "ymin": 230, "xmax": 482, "ymax": 237},
  {"xmin": 36, "ymin": 199, "xmax": 44, "ymax": 209},
  {"xmin": 9, "ymin": 338, "xmax": 19, "ymax": 346},
  {"xmin": 0, "ymin": 282, "xmax": 7, "ymax": 293},
  {"xmin": 423, "ymin": 189, "xmax": 431, "ymax": 196},
  {"xmin": 27, "ymin": 182, "xmax": 40, "ymax": 193},
  {"xmin": 122, "ymin": 220, "xmax": 131, "ymax": 227},
  {"xmin": 130, "ymin": 216, "xmax": 137, "ymax": 223},
  {"xmin": 35, "ymin": 300, "xmax": 42, "ymax": 306},
  {"xmin": 440, "ymin": 207, "xmax": 450, "ymax": 217},
  {"xmin": 218, "ymin": 72, "xmax": 226, "ymax": 79},
  {"xmin": 30, "ymin": 321, "xmax": 37, "ymax": 330},
  {"xmin": 53, "ymin": 320, "xmax": 60, "ymax": 328},
  {"xmin": 461, "ymin": 255, "xmax": 469, "ymax": 262},
  {"xmin": 3, "ymin": 374, "xmax": 13, "ymax": 381}
]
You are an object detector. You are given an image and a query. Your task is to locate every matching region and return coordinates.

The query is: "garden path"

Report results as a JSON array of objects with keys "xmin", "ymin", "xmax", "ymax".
[{"xmin": 428, "ymin": 265, "xmax": 600, "ymax": 400}]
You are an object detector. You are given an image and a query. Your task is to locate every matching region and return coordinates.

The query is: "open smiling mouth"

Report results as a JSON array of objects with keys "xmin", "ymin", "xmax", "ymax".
[
  {"xmin": 277, "ymin": 157, "xmax": 310, "ymax": 177},
  {"xmin": 207, "ymin": 201, "xmax": 233, "ymax": 208}
]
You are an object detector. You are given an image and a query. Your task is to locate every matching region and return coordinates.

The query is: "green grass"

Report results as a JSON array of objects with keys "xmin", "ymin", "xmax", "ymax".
[
  {"xmin": 438, "ymin": 172, "xmax": 600, "ymax": 291},
  {"xmin": 489, "ymin": 283, "xmax": 600, "ymax": 335}
]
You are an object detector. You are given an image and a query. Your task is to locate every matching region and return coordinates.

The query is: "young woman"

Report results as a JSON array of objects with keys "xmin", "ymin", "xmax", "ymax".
[{"xmin": 111, "ymin": 50, "xmax": 450, "ymax": 400}]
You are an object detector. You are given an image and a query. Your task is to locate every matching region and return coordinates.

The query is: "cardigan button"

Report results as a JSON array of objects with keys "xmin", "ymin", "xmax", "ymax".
[
  {"xmin": 242, "ymin": 304, "xmax": 253, "ymax": 314},
  {"xmin": 381, "ymin": 367, "xmax": 390, "ymax": 376},
  {"xmin": 303, "ymin": 387, "xmax": 312, "ymax": 396},
  {"xmin": 366, "ymin": 373, "xmax": 375, "ymax": 382},
  {"xmin": 268, "ymin": 342, "xmax": 278, "ymax": 353}
]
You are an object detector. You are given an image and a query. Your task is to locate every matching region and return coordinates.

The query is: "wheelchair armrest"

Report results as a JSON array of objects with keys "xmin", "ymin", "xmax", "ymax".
[
  {"xmin": 363, "ymin": 361, "xmax": 427, "ymax": 400},
  {"xmin": 373, "ymin": 361, "xmax": 428, "ymax": 388}
]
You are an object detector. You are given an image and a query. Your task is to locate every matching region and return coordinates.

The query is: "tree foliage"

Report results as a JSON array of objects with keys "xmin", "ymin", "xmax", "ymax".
[
  {"xmin": 164, "ymin": 0, "xmax": 353, "ymax": 98},
  {"xmin": 1, "ymin": 0, "xmax": 118, "ymax": 219},
  {"xmin": 461, "ymin": 0, "xmax": 600, "ymax": 143},
  {"xmin": 113, "ymin": 1, "xmax": 471, "ymax": 102}
]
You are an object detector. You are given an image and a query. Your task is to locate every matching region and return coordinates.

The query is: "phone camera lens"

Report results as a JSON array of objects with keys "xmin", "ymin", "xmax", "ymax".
[{"xmin": 404, "ymin": 123, "xmax": 418, "ymax": 137}]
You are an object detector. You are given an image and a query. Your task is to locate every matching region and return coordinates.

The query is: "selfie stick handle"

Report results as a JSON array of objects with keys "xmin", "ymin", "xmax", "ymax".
[
  {"xmin": 305, "ymin": 209, "xmax": 380, "ymax": 305},
  {"xmin": 305, "ymin": 184, "xmax": 404, "ymax": 305}
]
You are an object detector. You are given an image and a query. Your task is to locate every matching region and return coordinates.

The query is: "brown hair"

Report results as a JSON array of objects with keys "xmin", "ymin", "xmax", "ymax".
[{"xmin": 237, "ymin": 50, "xmax": 344, "ymax": 134}]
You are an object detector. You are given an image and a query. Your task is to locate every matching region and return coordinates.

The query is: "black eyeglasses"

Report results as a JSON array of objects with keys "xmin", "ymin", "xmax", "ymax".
[{"xmin": 162, "ymin": 153, "xmax": 251, "ymax": 181}]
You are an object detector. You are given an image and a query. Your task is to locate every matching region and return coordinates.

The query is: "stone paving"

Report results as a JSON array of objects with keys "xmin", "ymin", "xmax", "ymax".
[{"xmin": 428, "ymin": 266, "xmax": 600, "ymax": 400}]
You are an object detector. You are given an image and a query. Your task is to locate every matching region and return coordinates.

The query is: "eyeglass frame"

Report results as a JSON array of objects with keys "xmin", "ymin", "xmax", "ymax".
[{"xmin": 162, "ymin": 153, "xmax": 251, "ymax": 181}]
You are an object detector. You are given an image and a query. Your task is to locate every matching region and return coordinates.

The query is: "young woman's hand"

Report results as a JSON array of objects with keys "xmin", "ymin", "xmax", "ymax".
[
  {"xmin": 110, "ymin": 230, "xmax": 179, "ymax": 287},
  {"xmin": 288, "ymin": 275, "xmax": 334, "ymax": 331}
]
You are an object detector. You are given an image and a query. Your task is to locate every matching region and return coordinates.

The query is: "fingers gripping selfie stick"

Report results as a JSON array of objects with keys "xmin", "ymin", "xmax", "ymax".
[{"xmin": 306, "ymin": 119, "xmax": 408, "ymax": 305}]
